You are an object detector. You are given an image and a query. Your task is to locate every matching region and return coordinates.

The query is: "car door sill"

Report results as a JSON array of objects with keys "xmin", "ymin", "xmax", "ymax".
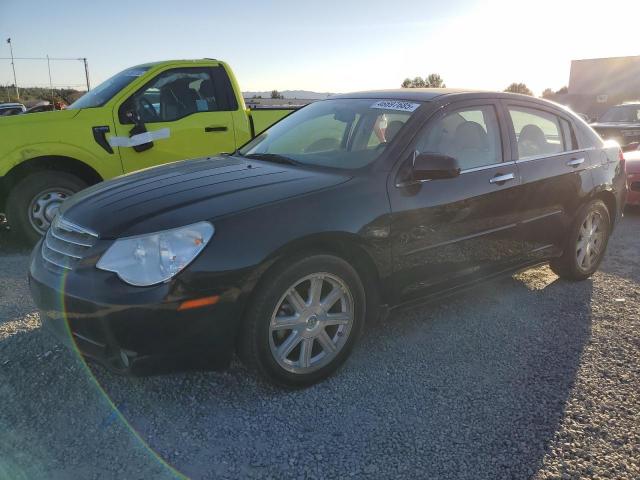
[{"xmin": 386, "ymin": 258, "xmax": 555, "ymax": 315}]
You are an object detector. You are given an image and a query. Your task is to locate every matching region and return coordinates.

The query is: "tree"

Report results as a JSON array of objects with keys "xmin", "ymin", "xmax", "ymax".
[
  {"xmin": 412, "ymin": 77, "xmax": 426, "ymax": 88},
  {"xmin": 504, "ymin": 83, "xmax": 533, "ymax": 96},
  {"xmin": 270, "ymin": 90, "xmax": 284, "ymax": 99},
  {"xmin": 541, "ymin": 88, "xmax": 554, "ymax": 99},
  {"xmin": 426, "ymin": 73, "xmax": 446, "ymax": 88},
  {"xmin": 555, "ymin": 86, "xmax": 568, "ymax": 94},
  {"xmin": 400, "ymin": 73, "xmax": 446, "ymax": 88}
]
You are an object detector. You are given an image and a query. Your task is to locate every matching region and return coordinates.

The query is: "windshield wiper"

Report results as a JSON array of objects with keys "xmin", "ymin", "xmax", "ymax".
[{"xmin": 244, "ymin": 153, "xmax": 300, "ymax": 166}]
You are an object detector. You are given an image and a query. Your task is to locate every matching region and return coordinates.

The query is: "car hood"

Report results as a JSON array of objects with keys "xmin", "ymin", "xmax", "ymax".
[
  {"xmin": 591, "ymin": 122, "xmax": 640, "ymax": 129},
  {"xmin": 59, "ymin": 156, "xmax": 351, "ymax": 238}
]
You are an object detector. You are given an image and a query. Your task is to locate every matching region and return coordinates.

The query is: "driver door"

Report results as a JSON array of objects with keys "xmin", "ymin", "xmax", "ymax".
[
  {"xmin": 388, "ymin": 100, "xmax": 526, "ymax": 303},
  {"xmin": 112, "ymin": 66, "xmax": 237, "ymax": 173}
]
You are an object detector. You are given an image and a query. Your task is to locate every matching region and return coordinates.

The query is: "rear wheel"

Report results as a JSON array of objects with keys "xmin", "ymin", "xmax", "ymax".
[
  {"xmin": 550, "ymin": 199, "xmax": 611, "ymax": 281},
  {"xmin": 6, "ymin": 171, "xmax": 87, "ymax": 245},
  {"xmin": 238, "ymin": 254, "xmax": 366, "ymax": 387}
]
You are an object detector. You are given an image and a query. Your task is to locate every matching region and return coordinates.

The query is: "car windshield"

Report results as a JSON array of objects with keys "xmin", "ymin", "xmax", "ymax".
[
  {"xmin": 68, "ymin": 66, "xmax": 151, "ymax": 110},
  {"xmin": 599, "ymin": 105, "xmax": 640, "ymax": 123},
  {"xmin": 239, "ymin": 98, "xmax": 421, "ymax": 169}
]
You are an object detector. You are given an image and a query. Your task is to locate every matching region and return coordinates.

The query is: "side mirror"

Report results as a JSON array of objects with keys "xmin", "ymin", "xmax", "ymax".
[
  {"xmin": 125, "ymin": 109, "xmax": 143, "ymax": 126},
  {"xmin": 412, "ymin": 152, "xmax": 461, "ymax": 180}
]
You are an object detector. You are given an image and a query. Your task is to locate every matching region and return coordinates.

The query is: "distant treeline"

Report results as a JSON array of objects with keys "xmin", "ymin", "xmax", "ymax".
[{"xmin": 1, "ymin": 85, "xmax": 85, "ymax": 106}]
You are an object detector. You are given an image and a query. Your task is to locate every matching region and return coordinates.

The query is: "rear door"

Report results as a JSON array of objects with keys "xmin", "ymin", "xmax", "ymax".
[
  {"xmin": 388, "ymin": 99, "xmax": 525, "ymax": 303},
  {"xmin": 502, "ymin": 102, "xmax": 595, "ymax": 260},
  {"xmin": 113, "ymin": 65, "xmax": 238, "ymax": 173}
]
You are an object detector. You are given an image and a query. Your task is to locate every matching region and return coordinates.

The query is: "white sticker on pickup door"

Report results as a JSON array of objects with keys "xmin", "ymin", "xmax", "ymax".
[
  {"xmin": 370, "ymin": 100, "xmax": 421, "ymax": 112},
  {"xmin": 108, "ymin": 128, "xmax": 171, "ymax": 148}
]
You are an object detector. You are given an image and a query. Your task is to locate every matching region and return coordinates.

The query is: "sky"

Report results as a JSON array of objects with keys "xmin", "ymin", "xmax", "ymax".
[{"xmin": 0, "ymin": 0, "xmax": 638, "ymax": 96}]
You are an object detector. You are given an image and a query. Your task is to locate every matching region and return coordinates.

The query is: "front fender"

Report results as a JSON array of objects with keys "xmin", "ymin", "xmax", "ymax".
[{"xmin": 0, "ymin": 141, "xmax": 119, "ymax": 180}]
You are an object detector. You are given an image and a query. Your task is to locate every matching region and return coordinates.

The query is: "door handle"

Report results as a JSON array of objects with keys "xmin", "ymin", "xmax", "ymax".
[
  {"xmin": 489, "ymin": 172, "xmax": 515, "ymax": 184},
  {"xmin": 566, "ymin": 157, "xmax": 585, "ymax": 167},
  {"xmin": 204, "ymin": 125, "xmax": 228, "ymax": 132}
]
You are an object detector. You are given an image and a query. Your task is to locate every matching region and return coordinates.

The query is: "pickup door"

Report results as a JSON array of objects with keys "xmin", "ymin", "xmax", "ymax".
[{"xmin": 112, "ymin": 65, "xmax": 238, "ymax": 172}]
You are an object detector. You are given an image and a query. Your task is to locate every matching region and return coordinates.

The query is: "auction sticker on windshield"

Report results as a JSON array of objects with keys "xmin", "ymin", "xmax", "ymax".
[{"xmin": 370, "ymin": 100, "xmax": 420, "ymax": 112}]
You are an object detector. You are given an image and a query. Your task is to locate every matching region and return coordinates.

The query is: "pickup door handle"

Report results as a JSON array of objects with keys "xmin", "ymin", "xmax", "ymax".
[
  {"xmin": 489, "ymin": 172, "xmax": 515, "ymax": 184},
  {"xmin": 566, "ymin": 157, "xmax": 585, "ymax": 167},
  {"xmin": 205, "ymin": 125, "xmax": 228, "ymax": 132}
]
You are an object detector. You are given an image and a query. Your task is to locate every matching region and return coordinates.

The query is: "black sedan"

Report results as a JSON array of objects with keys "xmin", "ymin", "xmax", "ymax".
[{"xmin": 29, "ymin": 90, "xmax": 627, "ymax": 387}]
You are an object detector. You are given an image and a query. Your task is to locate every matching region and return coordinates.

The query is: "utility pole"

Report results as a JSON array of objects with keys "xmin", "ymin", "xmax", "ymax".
[
  {"xmin": 47, "ymin": 54, "xmax": 54, "ymax": 109},
  {"xmin": 6, "ymin": 38, "xmax": 19, "ymax": 100},
  {"xmin": 83, "ymin": 58, "xmax": 90, "ymax": 91}
]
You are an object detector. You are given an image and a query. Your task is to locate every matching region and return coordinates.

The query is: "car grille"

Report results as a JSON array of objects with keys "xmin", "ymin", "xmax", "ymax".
[{"xmin": 41, "ymin": 216, "xmax": 98, "ymax": 271}]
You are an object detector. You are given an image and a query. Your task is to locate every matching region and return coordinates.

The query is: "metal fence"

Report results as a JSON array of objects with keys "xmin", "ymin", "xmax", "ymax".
[{"xmin": 0, "ymin": 55, "xmax": 90, "ymax": 103}]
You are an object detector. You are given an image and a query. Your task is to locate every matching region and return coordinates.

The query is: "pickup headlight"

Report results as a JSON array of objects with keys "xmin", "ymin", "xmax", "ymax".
[{"xmin": 96, "ymin": 222, "xmax": 214, "ymax": 286}]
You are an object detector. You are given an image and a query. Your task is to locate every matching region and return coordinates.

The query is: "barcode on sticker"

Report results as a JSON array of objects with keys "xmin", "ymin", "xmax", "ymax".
[{"xmin": 371, "ymin": 100, "xmax": 420, "ymax": 112}]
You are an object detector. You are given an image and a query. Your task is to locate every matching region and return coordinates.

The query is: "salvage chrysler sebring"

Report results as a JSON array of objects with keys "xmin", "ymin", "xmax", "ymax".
[{"xmin": 29, "ymin": 90, "xmax": 627, "ymax": 387}]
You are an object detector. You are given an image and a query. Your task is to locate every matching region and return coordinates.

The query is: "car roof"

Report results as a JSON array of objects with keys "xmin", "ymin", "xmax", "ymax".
[
  {"xmin": 332, "ymin": 88, "xmax": 477, "ymax": 101},
  {"xmin": 331, "ymin": 89, "xmax": 550, "ymax": 104},
  {"xmin": 0, "ymin": 102, "xmax": 24, "ymax": 108}
]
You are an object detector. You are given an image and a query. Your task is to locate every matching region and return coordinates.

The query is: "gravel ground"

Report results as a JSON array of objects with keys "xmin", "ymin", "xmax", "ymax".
[{"xmin": 0, "ymin": 210, "xmax": 638, "ymax": 480}]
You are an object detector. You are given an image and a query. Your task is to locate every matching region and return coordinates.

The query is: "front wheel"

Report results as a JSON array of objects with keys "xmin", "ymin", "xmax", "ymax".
[
  {"xmin": 6, "ymin": 171, "xmax": 87, "ymax": 245},
  {"xmin": 238, "ymin": 254, "xmax": 366, "ymax": 387},
  {"xmin": 550, "ymin": 199, "xmax": 611, "ymax": 281}
]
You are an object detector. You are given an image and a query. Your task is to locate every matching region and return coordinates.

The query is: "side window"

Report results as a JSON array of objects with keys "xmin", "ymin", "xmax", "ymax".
[
  {"xmin": 416, "ymin": 105, "xmax": 503, "ymax": 170},
  {"xmin": 120, "ymin": 67, "xmax": 235, "ymax": 124},
  {"xmin": 509, "ymin": 107, "xmax": 572, "ymax": 159}
]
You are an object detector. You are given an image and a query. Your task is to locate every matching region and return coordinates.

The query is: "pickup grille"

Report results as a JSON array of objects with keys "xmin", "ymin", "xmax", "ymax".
[{"xmin": 41, "ymin": 216, "xmax": 98, "ymax": 271}]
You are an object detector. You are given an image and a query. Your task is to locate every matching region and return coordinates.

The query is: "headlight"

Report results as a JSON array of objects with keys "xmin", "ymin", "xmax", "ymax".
[{"xmin": 96, "ymin": 222, "xmax": 214, "ymax": 286}]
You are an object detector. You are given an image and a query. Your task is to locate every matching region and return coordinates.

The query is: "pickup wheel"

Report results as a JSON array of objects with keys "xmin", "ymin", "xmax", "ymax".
[
  {"xmin": 550, "ymin": 199, "xmax": 611, "ymax": 281},
  {"xmin": 238, "ymin": 254, "xmax": 366, "ymax": 388},
  {"xmin": 6, "ymin": 171, "xmax": 87, "ymax": 245}
]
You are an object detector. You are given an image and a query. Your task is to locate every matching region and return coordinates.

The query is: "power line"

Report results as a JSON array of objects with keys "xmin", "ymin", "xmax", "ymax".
[{"xmin": 0, "ymin": 57, "xmax": 87, "ymax": 61}]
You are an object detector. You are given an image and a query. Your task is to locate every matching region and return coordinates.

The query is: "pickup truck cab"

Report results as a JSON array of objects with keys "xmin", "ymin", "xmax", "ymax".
[{"xmin": 0, "ymin": 59, "xmax": 294, "ymax": 243}]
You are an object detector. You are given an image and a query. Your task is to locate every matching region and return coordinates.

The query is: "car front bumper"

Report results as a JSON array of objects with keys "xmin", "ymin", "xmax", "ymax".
[{"xmin": 28, "ymin": 242, "xmax": 244, "ymax": 375}]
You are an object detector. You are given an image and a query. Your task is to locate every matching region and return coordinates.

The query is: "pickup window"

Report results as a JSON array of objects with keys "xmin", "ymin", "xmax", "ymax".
[
  {"xmin": 68, "ymin": 66, "xmax": 151, "ymax": 110},
  {"xmin": 119, "ymin": 66, "xmax": 238, "ymax": 124}
]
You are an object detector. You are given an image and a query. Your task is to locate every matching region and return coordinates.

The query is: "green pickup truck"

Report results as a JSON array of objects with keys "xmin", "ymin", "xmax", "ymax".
[{"xmin": 0, "ymin": 59, "xmax": 294, "ymax": 243}]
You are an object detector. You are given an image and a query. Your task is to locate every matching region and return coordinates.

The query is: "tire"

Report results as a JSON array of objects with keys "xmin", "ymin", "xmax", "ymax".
[
  {"xmin": 6, "ymin": 171, "xmax": 87, "ymax": 245},
  {"xmin": 550, "ymin": 199, "xmax": 611, "ymax": 281},
  {"xmin": 238, "ymin": 254, "xmax": 366, "ymax": 388}
]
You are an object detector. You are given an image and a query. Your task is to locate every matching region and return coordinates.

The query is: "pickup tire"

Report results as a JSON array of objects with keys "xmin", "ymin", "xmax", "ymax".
[{"xmin": 7, "ymin": 171, "xmax": 87, "ymax": 245}]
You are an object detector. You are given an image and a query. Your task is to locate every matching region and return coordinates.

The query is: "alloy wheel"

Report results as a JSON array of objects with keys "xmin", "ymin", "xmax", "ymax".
[
  {"xmin": 575, "ymin": 210, "xmax": 605, "ymax": 272},
  {"xmin": 269, "ymin": 273, "xmax": 354, "ymax": 374}
]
